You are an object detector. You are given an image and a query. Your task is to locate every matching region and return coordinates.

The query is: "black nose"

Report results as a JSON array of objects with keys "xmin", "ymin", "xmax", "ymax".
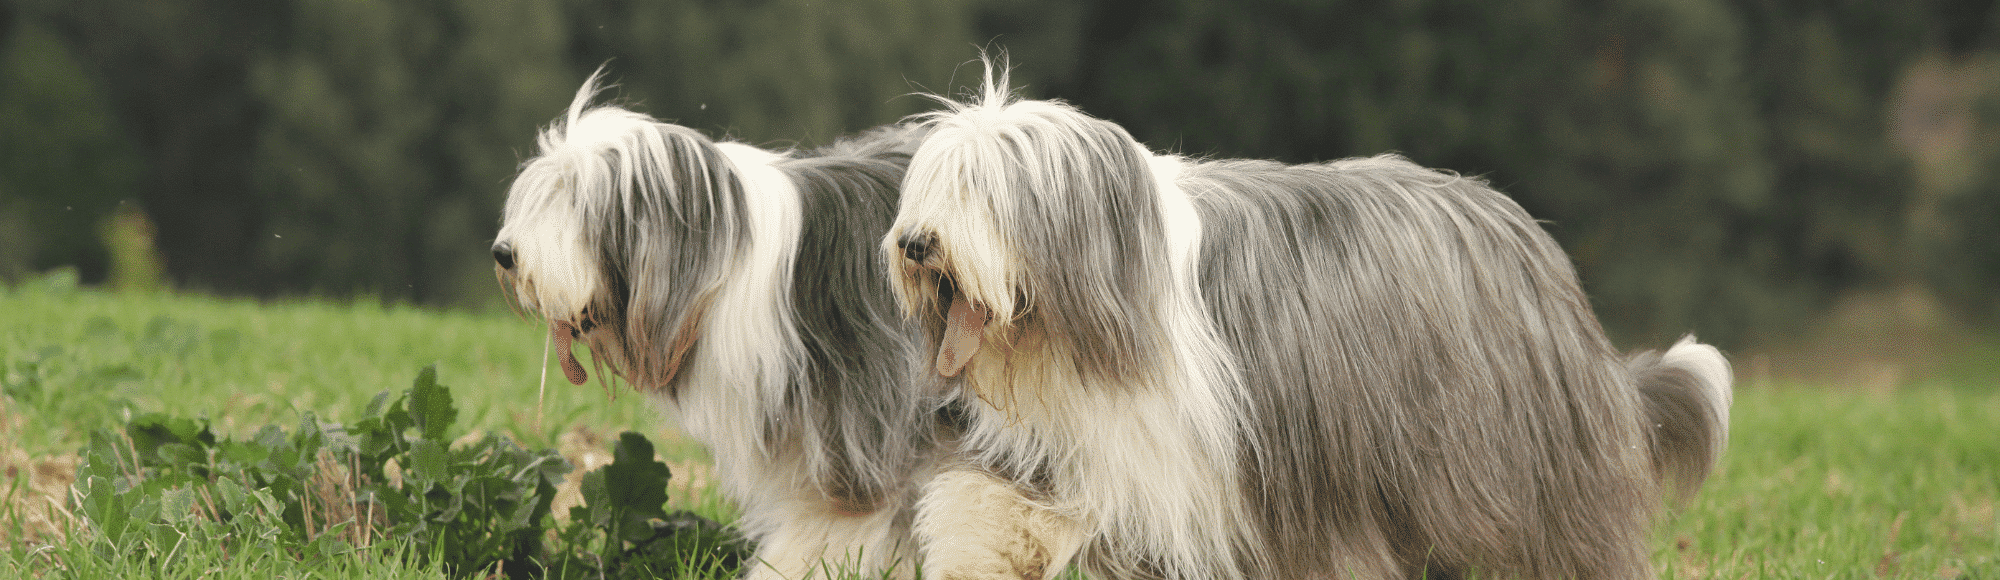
[
  {"xmin": 492, "ymin": 241, "xmax": 515, "ymax": 270},
  {"xmin": 897, "ymin": 231, "xmax": 934, "ymax": 263}
]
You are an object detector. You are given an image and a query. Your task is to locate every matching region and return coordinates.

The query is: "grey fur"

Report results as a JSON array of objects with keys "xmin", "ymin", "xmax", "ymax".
[
  {"xmin": 575, "ymin": 122, "xmax": 749, "ymax": 394},
  {"xmin": 994, "ymin": 114, "xmax": 1171, "ymax": 386},
  {"xmin": 1184, "ymin": 155, "xmax": 1703, "ymax": 579},
  {"xmin": 777, "ymin": 124, "xmax": 941, "ymax": 508}
]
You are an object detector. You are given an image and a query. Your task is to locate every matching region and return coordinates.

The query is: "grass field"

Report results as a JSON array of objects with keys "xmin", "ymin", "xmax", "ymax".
[{"xmin": 4, "ymin": 272, "xmax": 1998, "ymax": 578}]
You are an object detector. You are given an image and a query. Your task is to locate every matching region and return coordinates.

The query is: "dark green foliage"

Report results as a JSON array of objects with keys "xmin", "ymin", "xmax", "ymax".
[
  {"xmin": 976, "ymin": 0, "xmax": 1987, "ymax": 346},
  {"xmin": 5, "ymin": 0, "xmax": 280, "ymax": 293},
  {"xmin": 3, "ymin": 0, "xmax": 1998, "ymax": 345},
  {"xmin": 0, "ymin": 16, "xmax": 141, "ymax": 284},
  {"xmin": 2, "ymin": 0, "xmax": 974, "ymax": 306},
  {"xmin": 607, "ymin": 513, "xmax": 754, "ymax": 580},
  {"xmin": 549, "ymin": 432, "xmax": 752, "ymax": 580},
  {"xmin": 576, "ymin": 432, "xmax": 673, "ymax": 547},
  {"xmin": 66, "ymin": 366, "xmax": 754, "ymax": 579}
]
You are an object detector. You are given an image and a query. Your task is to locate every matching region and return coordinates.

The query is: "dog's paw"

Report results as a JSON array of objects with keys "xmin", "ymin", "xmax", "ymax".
[{"xmin": 916, "ymin": 468, "xmax": 1080, "ymax": 580}]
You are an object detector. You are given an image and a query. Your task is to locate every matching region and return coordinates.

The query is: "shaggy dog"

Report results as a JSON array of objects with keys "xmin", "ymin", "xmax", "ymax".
[
  {"xmin": 884, "ymin": 61, "xmax": 1732, "ymax": 580},
  {"xmin": 493, "ymin": 72, "xmax": 942, "ymax": 579}
]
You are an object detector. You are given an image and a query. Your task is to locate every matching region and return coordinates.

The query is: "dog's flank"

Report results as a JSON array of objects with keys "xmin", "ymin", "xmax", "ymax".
[
  {"xmin": 494, "ymin": 71, "xmax": 940, "ymax": 579},
  {"xmin": 778, "ymin": 123, "xmax": 938, "ymax": 509},
  {"xmin": 886, "ymin": 57, "xmax": 1732, "ymax": 580},
  {"xmin": 1184, "ymin": 156, "xmax": 1665, "ymax": 578}
]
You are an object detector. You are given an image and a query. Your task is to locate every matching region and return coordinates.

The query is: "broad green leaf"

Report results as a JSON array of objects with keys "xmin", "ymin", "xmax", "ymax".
[
  {"xmin": 604, "ymin": 431, "xmax": 672, "ymax": 543},
  {"xmin": 126, "ymin": 493, "xmax": 162, "ymax": 527},
  {"xmin": 155, "ymin": 442, "xmax": 203, "ymax": 466},
  {"xmin": 364, "ymin": 389, "xmax": 393, "ymax": 418},
  {"xmin": 159, "ymin": 486, "xmax": 199, "ymax": 524},
  {"xmin": 406, "ymin": 365, "xmax": 458, "ymax": 442},
  {"xmin": 406, "ymin": 438, "xmax": 448, "ymax": 482},
  {"xmin": 80, "ymin": 473, "xmax": 130, "ymax": 545}
]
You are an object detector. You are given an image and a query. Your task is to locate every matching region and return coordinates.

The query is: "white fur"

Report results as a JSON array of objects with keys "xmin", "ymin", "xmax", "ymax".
[
  {"xmin": 492, "ymin": 93, "xmax": 628, "ymax": 317},
  {"xmin": 1663, "ymin": 335, "xmax": 1734, "ymax": 441},
  {"xmin": 697, "ymin": 142, "xmax": 808, "ymax": 416},
  {"xmin": 890, "ymin": 133, "xmax": 1030, "ymax": 324},
  {"xmin": 914, "ymin": 466, "xmax": 1085, "ymax": 580}
]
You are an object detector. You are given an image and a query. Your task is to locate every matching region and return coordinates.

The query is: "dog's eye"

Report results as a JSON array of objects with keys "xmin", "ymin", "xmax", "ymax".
[
  {"xmin": 934, "ymin": 273, "xmax": 957, "ymax": 306},
  {"xmin": 897, "ymin": 231, "xmax": 936, "ymax": 264}
]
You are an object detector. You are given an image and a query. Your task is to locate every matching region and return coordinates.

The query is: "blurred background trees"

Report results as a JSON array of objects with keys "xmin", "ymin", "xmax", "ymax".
[{"xmin": 0, "ymin": 0, "xmax": 1995, "ymax": 350}]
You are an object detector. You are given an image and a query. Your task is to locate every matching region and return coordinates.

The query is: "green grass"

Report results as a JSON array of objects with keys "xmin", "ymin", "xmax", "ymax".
[
  {"xmin": 0, "ymin": 270, "xmax": 675, "ymax": 454},
  {"xmin": 1658, "ymin": 385, "xmax": 2000, "ymax": 578},
  {"xmin": 5, "ymin": 272, "xmax": 1999, "ymax": 578},
  {"xmin": 7, "ymin": 535, "xmax": 454, "ymax": 579},
  {"xmin": 2, "ymin": 272, "xmax": 726, "ymax": 578}
]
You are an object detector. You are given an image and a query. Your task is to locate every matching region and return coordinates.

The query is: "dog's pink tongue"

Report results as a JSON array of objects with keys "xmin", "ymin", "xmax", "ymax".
[
  {"xmin": 937, "ymin": 296, "xmax": 988, "ymax": 377},
  {"xmin": 552, "ymin": 321, "xmax": 587, "ymax": 385}
]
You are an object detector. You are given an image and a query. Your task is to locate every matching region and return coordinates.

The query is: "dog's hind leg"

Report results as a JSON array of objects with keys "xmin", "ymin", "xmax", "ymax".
[{"xmin": 914, "ymin": 466, "xmax": 1085, "ymax": 580}]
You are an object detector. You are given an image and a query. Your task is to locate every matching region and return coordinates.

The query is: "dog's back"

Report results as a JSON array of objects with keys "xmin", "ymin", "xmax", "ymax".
[{"xmin": 1178, "ymin": 153, "xmax": 1727, "ymax": 579}]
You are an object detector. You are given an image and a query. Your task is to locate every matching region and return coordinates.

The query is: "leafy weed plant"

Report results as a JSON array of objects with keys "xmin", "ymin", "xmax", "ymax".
[{"xmin": 57, "ymin": 365, "xmax": 750, "ymax": 579}]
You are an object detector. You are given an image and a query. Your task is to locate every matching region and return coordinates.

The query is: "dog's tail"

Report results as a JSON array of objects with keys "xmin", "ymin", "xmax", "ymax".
[{"xmin": 1626, "ymin": 335, "xmax": 1733, "ymax": 501}]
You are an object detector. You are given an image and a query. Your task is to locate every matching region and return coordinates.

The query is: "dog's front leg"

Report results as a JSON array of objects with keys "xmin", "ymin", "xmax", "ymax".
[
  {"xmin": 914, "ymin": 467, "xmax": 1085, "ymax": 580},
  {"xmin": 740, "ymin": 498, "xmax": 918, "ymax": 580}
]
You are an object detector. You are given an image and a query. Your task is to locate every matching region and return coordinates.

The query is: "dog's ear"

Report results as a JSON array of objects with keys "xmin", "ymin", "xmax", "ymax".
[
  {"xmin": 605, "ymin": 126, "xmax": 748, "ymax": 394},
  {"xmin": 1010, "ymin": 117, "xmax": 1172, "ymax": 383}
]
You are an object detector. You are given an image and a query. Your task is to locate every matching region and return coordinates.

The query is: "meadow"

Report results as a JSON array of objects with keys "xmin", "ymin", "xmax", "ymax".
[{"xmin": 3, "ymin": 271, "xmax": 1997, "ymax": 578}]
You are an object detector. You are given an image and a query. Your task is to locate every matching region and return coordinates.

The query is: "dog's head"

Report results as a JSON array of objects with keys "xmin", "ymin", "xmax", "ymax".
[
  {"xmin": 885, "ymin": 62, "xmax": 1171, "ymax": 386},
  {"xmin": 494, "ymin": 73, "xmax": 747, "ymax": 393}
]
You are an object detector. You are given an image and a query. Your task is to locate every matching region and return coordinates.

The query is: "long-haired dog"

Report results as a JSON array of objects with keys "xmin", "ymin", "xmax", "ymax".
[
  {"xmin": 884, "ymin": 62, "xmax": 1733, "ymax": 580},
  {"xmin": 493, "ymin": 72, "xmax": 942, "ymax": 579}
]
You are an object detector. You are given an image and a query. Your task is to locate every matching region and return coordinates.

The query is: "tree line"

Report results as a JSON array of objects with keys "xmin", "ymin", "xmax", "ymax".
[{"xmin": 1, "ymin": 0, "xmax": 1995, "ymax": 347}]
